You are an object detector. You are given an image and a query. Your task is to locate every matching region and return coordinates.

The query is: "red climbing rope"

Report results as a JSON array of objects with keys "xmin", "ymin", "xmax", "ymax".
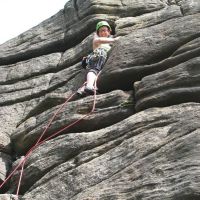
[
  {"xmin": 0, "ymin": 73, "xmax": 100, "ymax": 199},
  {"xmin": 0, "ymin": 86, "xmax": 79, "ymax": 191},
  {"xmin": 16, "ymin": 160, "xmax": 24, "ymax": 197}
]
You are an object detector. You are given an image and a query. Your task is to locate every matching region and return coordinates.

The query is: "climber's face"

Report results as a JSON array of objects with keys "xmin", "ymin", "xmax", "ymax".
[{"xmin": 97, "ymin": 26, "xmax": 111, "ymax": 37}]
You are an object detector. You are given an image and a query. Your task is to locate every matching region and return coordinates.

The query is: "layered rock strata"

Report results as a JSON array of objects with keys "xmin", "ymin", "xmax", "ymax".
[{"xmin": 0, "ymin": 0, "xmax": 199, "ymax": 199}]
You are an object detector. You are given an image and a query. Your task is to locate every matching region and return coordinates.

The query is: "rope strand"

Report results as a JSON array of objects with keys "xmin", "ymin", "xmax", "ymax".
[{"xmin": 0, "ymin": 73, "xmax": 100, "ymax": 199}]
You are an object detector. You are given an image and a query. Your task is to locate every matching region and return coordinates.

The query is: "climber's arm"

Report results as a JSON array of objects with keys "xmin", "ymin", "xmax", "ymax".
[{"xmin": 93, "ymin": 33, "xmax": 120, "ymax": 49}]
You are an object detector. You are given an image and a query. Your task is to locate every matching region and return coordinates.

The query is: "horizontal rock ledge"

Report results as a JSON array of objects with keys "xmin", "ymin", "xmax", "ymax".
[
  {"xmin": 16, "ymin": 102, "xmax": 200, "ymax": 199},
  {"xmin": 11, "ymin": 90, "xmax": 134, "ymax": 155}
]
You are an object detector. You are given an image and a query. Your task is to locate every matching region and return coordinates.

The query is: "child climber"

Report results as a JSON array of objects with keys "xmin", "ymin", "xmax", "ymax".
[{"xmin": 77, "ymin": 20, "xmax": 120, "ymax": 96}]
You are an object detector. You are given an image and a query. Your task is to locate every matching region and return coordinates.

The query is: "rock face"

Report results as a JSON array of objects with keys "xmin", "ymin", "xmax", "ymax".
[{"xmin": 0, "ymin": 0, "xmax": 200, "ymax": 199}]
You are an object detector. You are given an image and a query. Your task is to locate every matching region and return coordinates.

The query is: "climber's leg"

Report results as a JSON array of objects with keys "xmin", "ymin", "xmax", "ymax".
[{"xmin": 84, "ymin": 71, "xmax": 97, "ymax": 94}]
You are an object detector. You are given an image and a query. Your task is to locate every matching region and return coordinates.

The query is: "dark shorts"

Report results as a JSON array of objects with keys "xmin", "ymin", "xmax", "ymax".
[{"xmin": 86, "ymin": 48, "xmax": 108, "ymax": 73}]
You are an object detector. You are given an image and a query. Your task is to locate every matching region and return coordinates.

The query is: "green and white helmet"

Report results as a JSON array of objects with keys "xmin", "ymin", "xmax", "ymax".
[{"xmin": 96, "ymin": 21, "xmax": 112, "ymax": 32}]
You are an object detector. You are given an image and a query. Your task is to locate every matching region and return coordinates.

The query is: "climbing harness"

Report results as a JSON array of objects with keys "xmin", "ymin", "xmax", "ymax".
[
  {"xmin": 82, "ymin": 47, "xmax": 109, "ymax": 83},
  {"xmin": 86, "ymin": 48, "xmax": 107, "ymax": 72},
  {"xmin": 0, "ymin": 73, "xmax": 100, "ymax": 198}
]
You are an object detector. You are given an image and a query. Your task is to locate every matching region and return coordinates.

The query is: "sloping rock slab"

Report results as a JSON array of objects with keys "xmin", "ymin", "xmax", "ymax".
[
  {"xmin": 0, "ymin": 53, "xmax": 62, "ymax": 84},
  {"xmin": 63, "ymin": 0, "xmax": 166, "ymax": 48},
  {"xmin": 0, "ymin": 11, "xmax": 65, "ymax": 66},
  {"xmin": 179, "ymin": 0, "xmax": 200, "ymax": 15},
  {"xmin": 99, "ymin": 13, "xmax": 200, "ymax": 92},
  {"xmin": 0, "ymin": 0, "xmax": 167, "ymax": 66},
  {"xmin": 18, "ymin": 103, "xmax": 200, "ymax": 199},
  {"xmin": 69, "ymin": 0, "xmax": 166, "ymax": 20},
  {"xmin": 0, "ymin": 61, "xmax": 80, "ymax": 107},
  {"xmin": 135, "ymin": 57, "xmax": 200, "ymax": 111},
  {"xmin": 116, "ymin": 5, "xmax": 182, "ymax": 36},
  {"xmin": 11, "ymin": 90, "xmax": 134, "ymax": 154}
]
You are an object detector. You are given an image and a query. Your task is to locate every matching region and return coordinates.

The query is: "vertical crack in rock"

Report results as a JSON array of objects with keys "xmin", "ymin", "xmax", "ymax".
[{"xmin": 73, "ymin": 0, "xmax": 80, "ymax": 20}]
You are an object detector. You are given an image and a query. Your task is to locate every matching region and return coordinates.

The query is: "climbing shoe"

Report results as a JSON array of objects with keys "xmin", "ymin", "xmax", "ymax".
[
  {"xmin": 77, "ymin": 87, "xmax": 87, "ymax": 97},
  {"xmin": 84, "ymin": 86, "xmax": 95, "ymax": 95}
]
